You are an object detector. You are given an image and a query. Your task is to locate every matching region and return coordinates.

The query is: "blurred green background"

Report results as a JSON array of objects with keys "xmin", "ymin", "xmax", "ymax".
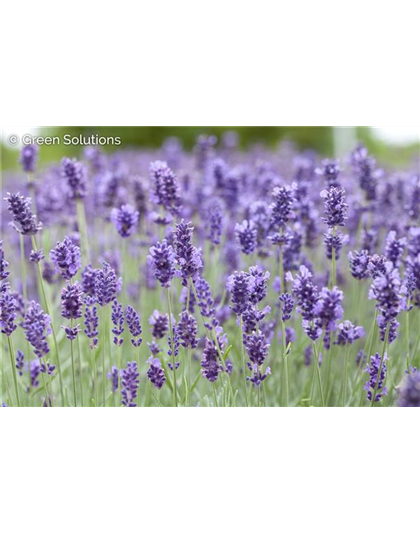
[{"xmin": 1, "ymin": 126, "xmax": 418, "ymax": 171}]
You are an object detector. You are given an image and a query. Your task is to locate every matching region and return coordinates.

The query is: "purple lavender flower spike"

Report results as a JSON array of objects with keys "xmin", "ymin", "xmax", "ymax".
[
  {"xmin": 205, "ymin": 199, "xmax": 223, "ymax": 245},
  {"xmin": 126, "ymin": 306, "xmax": 142, "ymax": 347},
  {"xmin": 336, "ymin": 320, "xmax": 365, "ymax": 345},
  {"xmin": 194, "ymin": 276, "xmax": 217, "ymax": 330},
  {"xmin": 81, "ymin": 264, "xmax": 96, "ymax": 296},
  {"xmin": 20, "ymin": 144, "xmax": 39, "ymax": 173},
  {"xmin": 121, "ymin": 361, "xmax": 140, "ymax": 407},
  {"xmin": 0, "ymin": 240, "xmax": 10, "ymax": 293},
  {"xmin": 364, "ymin": 353, "xmax": 388, "ymax": 402},
  {"xmin": 242, "ymin": 305, "xmax": 271, "ymax": 334},
  {"xmin": 173, "ymin": 220, "xmax": 203, "ymax": 286},
  {"xmin": 176, "ymin": 311, "xmax": 198, "ymax": 349},
  {"xmin": 235, "ymin": 219, "xmax": 257, "ymax": 255},
  {"xmin": 147, "ymin": 356, "xmax": 166, "ymax": 389},
  {"xmin": 149, "ymin": 310, "xmax": 169, "ymax": 339},
  {"xmin": 287, "ymin": 265, "xmax": 319, "ymax": 321},
  {"xmin": 110, "ymin": 204, "xmax": 139, "ymax": 238},
  {"xmin": 361, "ymin": 228, "xmax": 378, "ymax": 254},
  {"xmin": 61, "ymin": 282, "xmax": 83, "ymax": 320},
  {"xmin": 30, "ymin": 249, "xmax": 44, "ymax": 263},
  {"xmin": 315, "ymin": 158, "xmax": 341, "ymax": 188},
  {"xmin": 15, "ymin": 350, "xmax": 25, "ymax": 375},
  {"xmin": 351, "ymin": 144, "xmax": 381, "ymax": 202},
  {"xmin": 248, "ymin": 266, "xmax": 270, "ymax": 304},
  {"xmin": 398, "ymin": 369, "xmax": 420, "ymax": 407},
  {"xmin": 30, "ymin": 359, "xmax": 41, "ymax": 387},
  {"xmin": 201, "ymin": 338, "xmax": 221, "ymax": 382},
  {"xmin": 5, "ymin": 192, "xmax": 42, "ymax": 235},
  {"xmin": 61, "ymin": 157, "xmax": 87, "ymax": 199},
  {"xmin": 0, "ymin": 292, "xmax": 17, "ymax": 336},
  {"xmin": 313, "ymin": 286, "xmax": 344, "ymax": 348},
  {"xmin": 279, "ymin": 293, "xmax": 294, "ymax": 322},
  {"xmin": 149, "ymin": 160, "xmax": 181, "ymax": 215},
  {"xmin": 23, "ymin": 301, "xmax": 51, "ymax": 358},
  {"xmin": 108, "ymin": 366, "xmax": 119, "ymax": 393},
  {"xmin": 323, "ymin": 230, "xmax": 348, "ymax": 260},
  {"xmin": 84, "ymin": 296, "xmax": 99, "ymax": 349},
  {"xmin": 111, "ymin": 299, "xmax": 124, "ymax": 346},
  {"xmin": 226, "ymin": 271, "xmax": 252, "ymax": 316},
  {"xmin": 384, "ymin": 230, "xmax": 406, "ymax": 268},
  {"xmin": 269, "ymin": 184, "xmax": 296, "ymax": 230},
  {"xmin": 148, "ymin": 240, "xmax": 176, "ymax": 288},
  {"xmin": 50, "ymin": 237, "xmax": 81, "ymax": 280},
  {"xmin": 167, "ymin": 325, "xmax": 180, "ymax": 372},
  {"xmin": 320, "ymin": 187, "xmax": 348, "ymax": 228},
  {"xmin": 348, "ymin": 250, "xmax": 370, "ymax": 280},
  {"xmin": 95, "ymin": 261, "xmax": 119, "ymax": 306}
]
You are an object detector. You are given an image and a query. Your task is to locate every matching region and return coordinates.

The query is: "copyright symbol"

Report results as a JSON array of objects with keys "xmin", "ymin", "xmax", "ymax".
[{"xmin": 8, "ymin": 134, "xmax": 19, "ymax": 145}]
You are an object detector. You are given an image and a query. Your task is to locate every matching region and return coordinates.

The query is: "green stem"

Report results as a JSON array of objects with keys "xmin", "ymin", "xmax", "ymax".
[
  {"xmin": 7, "ymin": 335, "xmax": 20, "ymax": 407},
  {"xmin": 20, "ymin": 235, "xmax": 28, "ymax": 303},
  {"xmin": 370, "ymin": 325, "xmax": 389, "ymax": 407},
  {"xmin": 167, "ymin": 288, "xmax": 178, "ymax": 407},
  {"xmin": 342, "ymin": 344, "xmax": 350, "ymax": 407},
  {"xmin": 70, "ymin": 319, "xmax": 77, "ymax": 407},
  {"xmin": 31, "ymin": 235, "xmax": 65, "ymax": 405},
  {"xmin": 239, "ymin": 315, "xmax": 249, "ymax": 407},
  {"xmin": 280, "ymin": 320, "xmax": 289, "ymax": 406},
  {"xmin": 331, "ymin": 226, "xmax": 337, "ymax": 289},
  {"xmin": 313, "ymin": 341, "xmax": 325, "ymax": 407},
  {"xmin": 77, "ymin": 333, "xmax": 84, "ymax": 407}
]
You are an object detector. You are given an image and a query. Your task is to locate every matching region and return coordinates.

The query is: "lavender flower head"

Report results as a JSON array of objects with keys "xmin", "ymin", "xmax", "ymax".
[
  {"xmin": 235, "ymin": 219, "xmax": 257, "ymax": 255},
  {"xmin": 279, "ymin": 293, "xmax": 294, "ymax": 322},
  {"xmin": 287, "ymin": 265, "xmax": 319, "ymax": 321},
  {"xmin": 336, "ymin": 320, "xmax": 365, "ymax": 345},
  {"xmin": 205, "ymin": 199, "xmax": 223, "ymax": 245},
  {"xmin": 61, "ymin": 157, "xmax": 87, "ymax": 199},
  {"xmin": 320, "ymin": 187, "xmax": 348, "ymax": 228},
  {"xmin": 81, "ymin": 264, "xmax": 96, "ymax": 296},
  {"xmin": 398, "ymin": 369, "xmax": 420, "ymax": 407},
  {"xmin": 0, "ymin": 292, "xmax": 17, "ymax": 336},
  {"xmin": 95, "ymin": 261, "xmax": 119, "ymax": 306},
  {"xmin": 149, "ymin": 310, "xmax": 169, "ymax": 339},
  {"xmin": 126, "ymin": 306, "xmax": 142, "ymax": 347},
  {"xmin": 313, "ymin": 286, "xmax": 344, "ymax": 341},
  {"xmin": 15, "ymin": 350, "xmax": 25, "ymax": 375},
  {"xmin": 23, "ymin": 301, "xmax": 51, "ymax": 358},
  {"xmin": 20, "ymin": 144, "xmax": 39, "ymax": 173},
  {"xmin": 149, "ymin": 160, "xmax": 181, "ymax": 215},
  {"xmin": 364, "ymin": 353, "xmax": 388, "ymax": 403},
  {"xmin": 30, "ymin": 249, "xmax": 44, "ymax": 263},
  {"xmin": 324, "ymin": 230, "xmax": 348, "ymax": 260},
  {"xmin": 226, "ymin": 271, "xmax": 252, "ymax": 316},
  {"xmin": 61, "ymin": 282, "xmax": 83, "ymax": 320},
  {"xmin": 121, "ymin": 361, "xmax": 140, "ymax": 407},
  {"xmin": 0, "ymin": 240, "xmax": 10, "ymax": 290},
  {"xmin": 111, "ymin": 299, "xmax": 124, "ymax": 346},
  {"xmin": 201, "ymin": 338, "xmax": 221, "ymax": 382},
  {"xmin": 110, "ymin": 204, "xmax": 139, "ymax": 238},
  {"xmin": 108, "ymin": 366, "xmax": 119, "ymax": 393},
  {"xmin": 176, "ymin": 311, "xmax": 198, "ymax": 349},
  {"xmin": 147, "ymin": 356, "xmax": 166, "ymax": 389},
  {"xmin": 348, "ymin": 250, "xmax": 370, "ymax": 280},
  {"xmin": 84, "ymin": 296, "xmax": 99, "ymax": 349},
  {"xmin": 148, "ymin": 240, "xmax": 176, "ymax": 288},
  {"xmin": 384, "ymin": 230, "xmax": 406, "ymax": 267},
  {"xmin": 270, "ymin": 183, "xmax": 296, "ymax": 230},
  {"xmin": 244, "ymin": 332, "xmax": 271, "ymax": 386},
  {"xmin": 315, "ymin": 158, "xmax": 341, "ymax": 187},
  {"xmin": 248, "ymin": 265, "xmax": 270, "ymax": 304},
  {"xmin": 50, "ymin": 237, "xmax": 81, "ymax": 280},
  {"xmin": 173, "ymin": 220, "xmax": 203, "ymax": 286},
  {"xmin": 5, "ymin": 192, "xmax": 42, "ymax": 235}
]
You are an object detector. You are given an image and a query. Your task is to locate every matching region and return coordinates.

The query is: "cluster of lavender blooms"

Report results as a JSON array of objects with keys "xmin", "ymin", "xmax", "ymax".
[{"xmin": 1, "ymin": 135, "xmax": 419, "ymax": 408}]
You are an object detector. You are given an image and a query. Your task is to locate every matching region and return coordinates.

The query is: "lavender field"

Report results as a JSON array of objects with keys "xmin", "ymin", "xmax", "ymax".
[{"xmin": 1, "ymin": 133, "xmax": 419, "ymax": 407}]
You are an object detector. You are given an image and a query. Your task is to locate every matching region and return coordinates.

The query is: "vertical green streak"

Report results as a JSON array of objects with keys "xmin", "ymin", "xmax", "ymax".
[
  {"xmin": 342, "ymin": 344, "xmax": 350, "ymax": 407},
  {"xmin": 313, "ymin": 340, "xmax": 325, "ymax": 407},
  {"xmin": 20, "ymin": 235, "xmax": 28, "ymax": 302},
  {"xmin": 7, "ymin": 335, "xmax": 20, "ymax": 407},
  {"xmin": 280, "ymin": 320, "xmax": 289, "ymax": 406},
  {"xmin": 239, "ymin": 315, "xmax": 249, "ymax": 407},
  {"xmin": 70, "ymin": 318, "xmax": 77, "ymax": 407},
  {"xmin": 77, "ymin": 333, "xmax": 84, "ymax": 407},
  {"xmin": 167, "ymin": 287, "xmax": 178, "ymax": 407},
  {"xmin": 100, "ymin": 306, "xmax": 106, "ymax": 407}
]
